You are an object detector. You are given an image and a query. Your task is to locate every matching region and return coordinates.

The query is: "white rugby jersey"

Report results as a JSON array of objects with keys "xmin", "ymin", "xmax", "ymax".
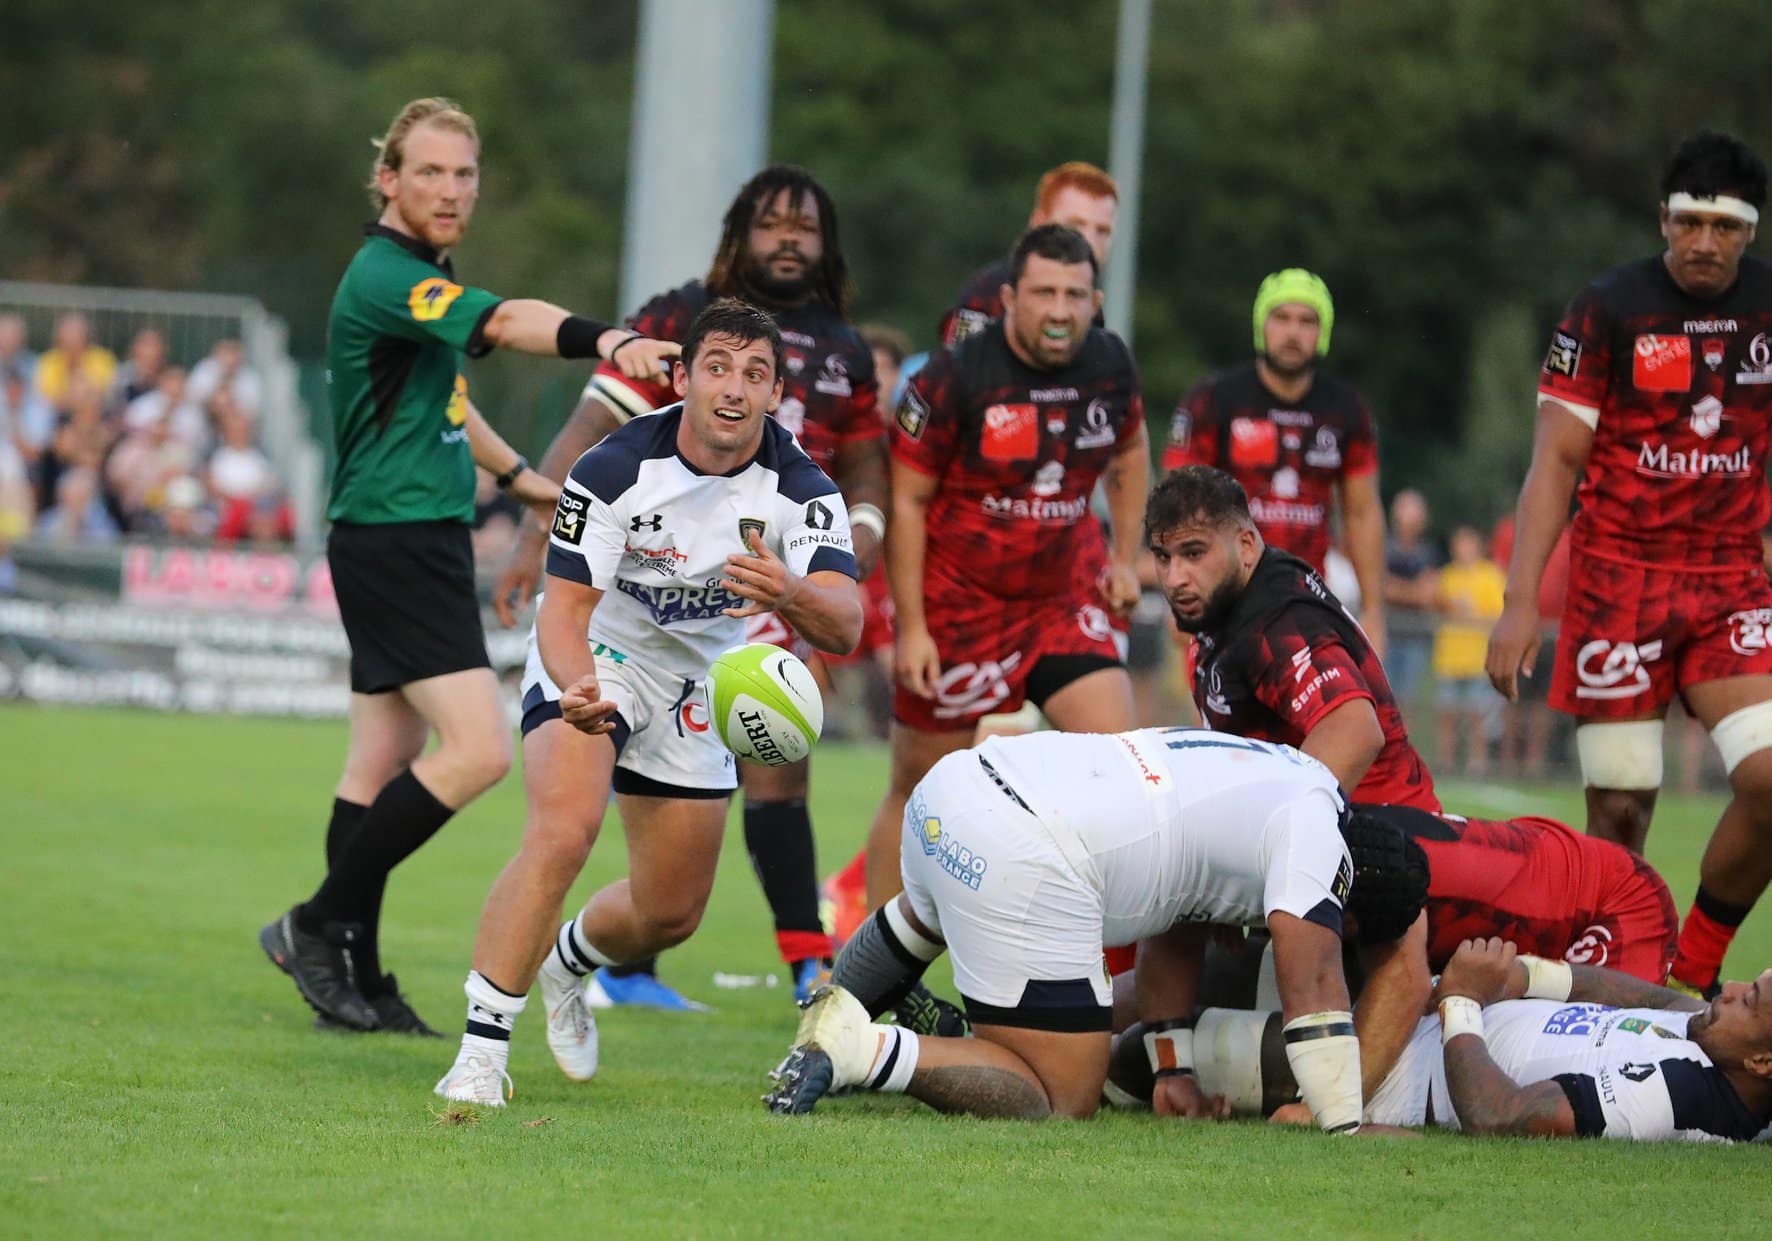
[
  {"xmin": 544, "ymin": 405, "xmax": 857, "ymax": 679},
  {"xmin": 967, "ymin": 728, "xmax": 1350, "ymax": 947},
  {"xmin": 1421, "ymin": 1001, "xmax": 1764, "ymax": 1142}
]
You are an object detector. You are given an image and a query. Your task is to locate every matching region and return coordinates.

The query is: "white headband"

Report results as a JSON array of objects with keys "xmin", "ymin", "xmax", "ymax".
[{"xmin": 1667, "ymin": 191, "xmax": 1760, "ymax": 225}]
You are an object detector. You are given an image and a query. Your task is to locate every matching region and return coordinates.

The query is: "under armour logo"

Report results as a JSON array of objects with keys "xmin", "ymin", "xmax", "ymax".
[{"xmin": 630, "ymin": 513, "xmax": 663, "ymax": 533}]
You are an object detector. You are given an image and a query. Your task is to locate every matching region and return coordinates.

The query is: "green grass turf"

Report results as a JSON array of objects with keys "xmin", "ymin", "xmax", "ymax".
[{"xmin": 3, "ymin": 704, "xmax": 1767, "ymax": 1238}]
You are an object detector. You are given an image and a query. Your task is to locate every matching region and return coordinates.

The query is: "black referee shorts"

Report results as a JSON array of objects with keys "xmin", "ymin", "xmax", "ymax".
[{"xmin": 328, "ymin": 520, "xmax": 490, "ymax": 694}]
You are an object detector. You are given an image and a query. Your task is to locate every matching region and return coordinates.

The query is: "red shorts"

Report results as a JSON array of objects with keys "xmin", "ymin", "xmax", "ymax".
[
  {"xmin": 1561, "ymin": 835, "xmax": 1679, "ymax": 983},
  {"xmin": 894, "ymin": 589, "xmax": 1123, "ymax": 732},
  {"xmin": 1549, "ymin": 559, "xmax": 1772, "ymax": 720}
]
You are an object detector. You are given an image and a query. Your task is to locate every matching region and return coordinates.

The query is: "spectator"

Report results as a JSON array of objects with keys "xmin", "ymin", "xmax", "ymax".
[
  {"xmin": 2, "ymin": 365, "xmax": 54, "ymax": 506},
  {"xmin": 34, "ymin": 313, "xmax": 117, "ymax": 411},
  {"xmin": 124, "ymin": 366, "xmax": 207, "ymax": 450},
  {"xmin": 860, "ymin": 323, "xmax": 912, "ymax": 418},
  {"xmin": 205, "ymin": 394, "xmax": 272, "ymax": 505},
  {"xmin": 36, "ymin": 466, "xmax": 119, "ymax": 544},
  {"xmin": 0, "ymin": 313, "xmax": 37, "ymax": 387},
  {"xmin": 1433, "ymin": 523, "xmax": 1506, "ymax": 778},
  {"xmin": 44, "ymin": 374, "xmax": 118, "ymax": 514},
  {"xmin": 112, "ymin": 328, "xmax": 168, "ymax": 408},
  {"xmin": 1383, "ymin": 487, "xmax": 1439, "ymax": 713},
  {"xmin": 151, "ymin": 474, "xmax": 212, "ymax": 542},
  {"xmin": 187, "ymin": 337, "xmax": 262, "ymax": 419},
  {"xmin": 107, "ymin": 398, "xmax": 198, "ymax": 530}
]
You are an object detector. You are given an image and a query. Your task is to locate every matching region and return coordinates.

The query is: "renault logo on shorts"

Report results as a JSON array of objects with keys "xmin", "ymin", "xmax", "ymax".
[{"xmin": 1574, "ymin": 639, "xmax": 1663, "ymax": 700}]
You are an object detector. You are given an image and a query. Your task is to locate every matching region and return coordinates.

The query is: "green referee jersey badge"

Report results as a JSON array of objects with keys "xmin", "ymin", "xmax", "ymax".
[
  {"xmin": 553, "ymin": 492, "xmax": 587, "ymax": 544},
  {"xmin": 408, "ymin": 277, "xmax": 464, "ymax": 322}
]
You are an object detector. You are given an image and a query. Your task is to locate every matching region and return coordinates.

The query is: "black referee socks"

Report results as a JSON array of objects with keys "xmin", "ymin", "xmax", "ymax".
[{"xmin": 298, "ymin": 770, "xmax": 454, "ymax": 962}]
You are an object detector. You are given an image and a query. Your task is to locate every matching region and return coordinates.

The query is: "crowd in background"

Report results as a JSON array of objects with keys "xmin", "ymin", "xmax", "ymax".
[
  {"xmin": 0, "ymin": 303, "xmax": 1733, "ymax": 792},
  {"xmin": 0, "ymin": 310, "xmax": 291, "ymax": 555}
]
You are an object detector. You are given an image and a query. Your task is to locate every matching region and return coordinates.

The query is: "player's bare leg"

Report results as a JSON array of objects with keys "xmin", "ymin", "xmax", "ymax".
[
  {"xmin": 863, "ymin": 722, "xmax": 973, "ymax": 906},
  {"xmin": 470, "ymin": 721, "xmax": 616, "ymax": 991},
  {"xmin": 1039, "ymin": 666, "xmax": 1137, "ymax": 733},
  {"xmin": 575, "ymin": 793, "xmax": 728, "ymax": 961},
  {"xmin": 1584, "ymin": 785, "xmax": 1659, "ymax": 853},
  {"xmin": 1670, "ymin": 676, "xmax": 1772, "ymax": 993},
  {"xmin": 1576, "ymin": 713, "xmax": 1665, "ymax": 853}
]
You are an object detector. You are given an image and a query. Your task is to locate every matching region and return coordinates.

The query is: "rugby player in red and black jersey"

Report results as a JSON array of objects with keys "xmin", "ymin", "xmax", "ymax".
[
  {"xmin": 1148, "ymin": 465, "xmax": 1437, "ymax": 812},
  {"xmin": 1487, "ymin": 130, "xmax": 1772, "ymax": 997},
  {"xmin": 862, "ymin": 223, "xmax": 1148, "ymax": 912},
  {"xmin": 490, "ymin": 166, "xmax": 887, "ymax": 1009},
  {"xmin": 1160, "ymin": 270, "xmax": 1387, "ymax": 652}
]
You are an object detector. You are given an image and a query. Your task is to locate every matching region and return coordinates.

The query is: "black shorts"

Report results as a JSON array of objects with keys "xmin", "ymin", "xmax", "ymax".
[{"xmin": 328, "ymin": 520, "xmax": 489, "ymax": 694}]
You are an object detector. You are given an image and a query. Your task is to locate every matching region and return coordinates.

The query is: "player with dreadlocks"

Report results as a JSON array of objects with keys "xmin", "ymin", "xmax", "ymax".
[{"xmin": 491, "ymin": 165, "xmax": 887, "ymax": 1019}]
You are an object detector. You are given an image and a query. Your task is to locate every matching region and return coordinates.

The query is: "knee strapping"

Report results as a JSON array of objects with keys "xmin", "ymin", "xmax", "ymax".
[
  {"xmin": 1711, "ymin": 699, "xmax": 1772, "ymax": 774},
  {"xmin": 1576, "ymin": 720, "xmax": 1665, "ymax": 790}
]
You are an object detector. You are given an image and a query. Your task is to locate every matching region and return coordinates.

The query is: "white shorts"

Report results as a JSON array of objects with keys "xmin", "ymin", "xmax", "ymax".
[
  {"xmin": 899, "ymin": 749, "xmax": 1113, "ymax": 1032},
  {"xmin": 519, "ymin": 630, "xmax": 736, "ymax": 795},
  {"xmin": 1364, "ymin": 1014, "xmax": 1441, "ymax": 1127}
]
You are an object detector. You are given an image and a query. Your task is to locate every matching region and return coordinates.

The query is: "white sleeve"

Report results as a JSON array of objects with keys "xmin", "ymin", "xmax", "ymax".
[
  {"xmin": 545, "ymin": 463, "xmax": 627, "ymax": 590},
  {"xmin": 776, "ymin": 489, "xmax": 857, "ymax": 580}
]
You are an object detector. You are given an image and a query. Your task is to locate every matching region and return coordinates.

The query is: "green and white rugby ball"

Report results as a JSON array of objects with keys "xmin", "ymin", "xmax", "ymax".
[{"xmin": 708, "ymin": 643, "xmax": 824, "ymax": 766}]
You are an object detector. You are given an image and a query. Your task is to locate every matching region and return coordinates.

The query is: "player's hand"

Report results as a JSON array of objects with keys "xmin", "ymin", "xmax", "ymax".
[
  {"xmin": 558, "ymin": 673, "xmax": 618, "ymax": 735},
  {"xmin": 1100, "ymin": 561, "xmax": 1141, "ymax": 619},
  {"xmin": 895, "ymin": 625, "xmax": 942, "ymax": 699},
  {"xmin": 722, "ymin": 529, "xmax": 799, "ymax": 618},
  {"xmin": 1436, "ymin": 937, "xmax": 1517, "ymax": 1006},
  {"xmin": 493, "ymin": 522, "xmax": 549, "ymax": 628},
  {"xmin": 1152, "ymin": 1074, "xmax": 1231, "ymax": 1121},
  {"xmin": 607, "ymin": 334, "xmax": 680, "ymax": 383},
  {"xmin": 1268, "ymin": 1101, "xmax": 1314, "ymax": 1126},
  {"xmin": 1485, "ymin": 602, "xmax": 1542, "ymax": 702},
  {"xmin": 507, "ymin": 469, "xmax": 561, "ymax": 513}
]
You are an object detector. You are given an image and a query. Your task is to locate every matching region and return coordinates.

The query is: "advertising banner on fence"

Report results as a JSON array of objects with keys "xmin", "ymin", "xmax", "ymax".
[{"xmin": 0, "ymin": 543, "xmax": 527, "ymax": 717}]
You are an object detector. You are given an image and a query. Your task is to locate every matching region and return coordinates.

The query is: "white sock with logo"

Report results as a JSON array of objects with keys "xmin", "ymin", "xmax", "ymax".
[
  {"xmin": 862, "ymin": 1026, "xmax": 920, "ymax": 1093},
  {"xmin": 460, "ymin": 970, "xmax": 528, "ymax": 1068},
  {"xmin": 548, "ymin": 917, "xmax": 613, "ymax": 981}
]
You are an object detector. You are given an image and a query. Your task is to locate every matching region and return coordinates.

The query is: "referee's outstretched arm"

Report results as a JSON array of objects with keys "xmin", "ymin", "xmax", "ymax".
[{"xmin": 482, "ymin": 299, "xmax": 679, "ymax": 382}]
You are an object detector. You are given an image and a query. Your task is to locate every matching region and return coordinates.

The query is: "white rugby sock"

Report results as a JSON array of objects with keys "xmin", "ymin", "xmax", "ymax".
[
  {"xmin": 462, "ymin": 970, "xmax": 528, "ymax": 1064},
  {"xmin": 862, "ymin": 1026, "xmax": 920, "ymax": 1093},
  {"xmin": 551, "ymin": 917, "xmax": 614, "ymax": 979}
]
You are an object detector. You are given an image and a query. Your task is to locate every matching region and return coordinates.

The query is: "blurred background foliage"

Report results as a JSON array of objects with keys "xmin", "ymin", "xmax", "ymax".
[{"xmin": 4, "ymin": 0, "xmax": 1769, "ymax": 527}]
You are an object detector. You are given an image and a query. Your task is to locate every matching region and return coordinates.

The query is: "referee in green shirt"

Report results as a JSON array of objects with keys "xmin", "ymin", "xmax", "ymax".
[{"xmin": 260, "ymin": 97, "xmax": 677, "ymax": 1035}]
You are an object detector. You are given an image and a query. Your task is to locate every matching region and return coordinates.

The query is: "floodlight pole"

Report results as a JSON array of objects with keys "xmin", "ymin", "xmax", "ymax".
[
  {"xmin": 620, "ymin": 0, "xmax": 776, "ymax": 315},
  {"xmin": 1103, "ymin": 0, "xmax": 1150, "ymax": 347}
]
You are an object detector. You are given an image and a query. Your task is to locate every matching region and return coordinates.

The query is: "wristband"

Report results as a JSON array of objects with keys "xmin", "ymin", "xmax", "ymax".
[
  {"xmin": 495, "ymin": 456, "xmax": 529, "ymax": 491},
  {"xmin": 1143, "ymin": 1018, "xmax": 1195, "ymax": 1079},
  {"xmin": 607, "ymin": 332, "xmax": 644, "ymax": 363},
  {"xmin": 849, "ymin": 502, "xmax": 885, "ymax": 541},
  {"xmin": 1439, "ymin": 996, "xmax": 1484, "ymax": 1044},
  {"xmin": 1519, "ymin": 955, "xmax": 1573, "ymax": 1002},
  {"xmin": 556, "ymin": 314, "xmax": 615, "ymax": 359}
]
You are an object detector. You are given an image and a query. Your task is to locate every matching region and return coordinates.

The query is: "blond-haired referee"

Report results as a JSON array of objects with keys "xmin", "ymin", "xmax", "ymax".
[{"xmin": 259, "ymin": 97, "xmax": 678, "ymax": 1035}]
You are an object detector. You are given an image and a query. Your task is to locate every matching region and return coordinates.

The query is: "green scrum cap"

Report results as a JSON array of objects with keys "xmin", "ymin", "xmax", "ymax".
[{"xmin": 1253, "ymin": 268, "xmax": 1333, "ymax": 356}]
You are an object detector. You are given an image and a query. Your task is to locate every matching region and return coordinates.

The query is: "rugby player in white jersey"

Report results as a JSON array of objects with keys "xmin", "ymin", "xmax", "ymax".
[
  {"xmin": 435, "ymin": 299, "xmax": 863, "ymax": 1104},
  {"xmin": 1197, "ymin": 938, "xmax": 1772, "ymax": 1142},
  {"xmin": 765, "ymin": 729, "xmax": 1388, "ymax": 1133}
]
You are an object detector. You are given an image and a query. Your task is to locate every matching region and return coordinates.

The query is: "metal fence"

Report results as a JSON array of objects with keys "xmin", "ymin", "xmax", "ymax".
[{"xmin": 0, "ymin": 280, "xmax": 324, "ymax": 536}]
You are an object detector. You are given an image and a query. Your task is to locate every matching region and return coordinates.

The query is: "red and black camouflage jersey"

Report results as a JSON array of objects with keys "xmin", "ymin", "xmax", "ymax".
[
  {"xmin": 1160, "ymin": 362, "xmax": 1378, "ymax": 574},
  {"xmin": 1191, "ymin": 548, "xmax": 1438, "ymax": 811},
  {"xmin": 1360, "ymin": 804, "xmax": 1676, "ymax": 976},
  {"xmin": 585, "ymin": 279, "xmax": 882, "ymax": 479},
  {"xmin": 892, "ymin": 319, "xmax": 1142, "ymax": 603},
  {"xmin": 939, "ymin": 256, "xmax": 1108, "ymax": 348},
  {"xmin": 1539, "ymin": 254, "xmax": 1772, "ymax": 572}
]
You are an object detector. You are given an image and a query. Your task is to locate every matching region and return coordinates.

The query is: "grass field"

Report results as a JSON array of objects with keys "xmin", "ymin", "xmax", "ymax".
[{"xmin": 4, "ymin": 704, "xmax": 1768, "ymax": 1238}]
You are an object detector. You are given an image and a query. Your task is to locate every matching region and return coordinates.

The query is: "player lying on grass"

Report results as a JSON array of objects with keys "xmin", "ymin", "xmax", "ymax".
[
  {"xmin": 1112, "ymin": 801, "xmax": 1683, "ymax": 1099},
  {"xmin": 1121, "ymin": 939, "xmax": 1771, "ymax": 1142},
  {"xmin": 764, "ymin": 728, "xmax": 1411, "ymax": 1133}
]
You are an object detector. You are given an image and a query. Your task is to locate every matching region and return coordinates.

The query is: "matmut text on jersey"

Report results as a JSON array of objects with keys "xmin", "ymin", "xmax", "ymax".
[
  {"xmin": 1538, "ymin": 253, "xmax": 1772, "ymax": 571},
  {"xmin": 890, "ymin": 320, "xmax": 1143, "ymax": 601},
  {"xmin": 545, "ymin": 405, "xmax": 857, "ymax": 680}
]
